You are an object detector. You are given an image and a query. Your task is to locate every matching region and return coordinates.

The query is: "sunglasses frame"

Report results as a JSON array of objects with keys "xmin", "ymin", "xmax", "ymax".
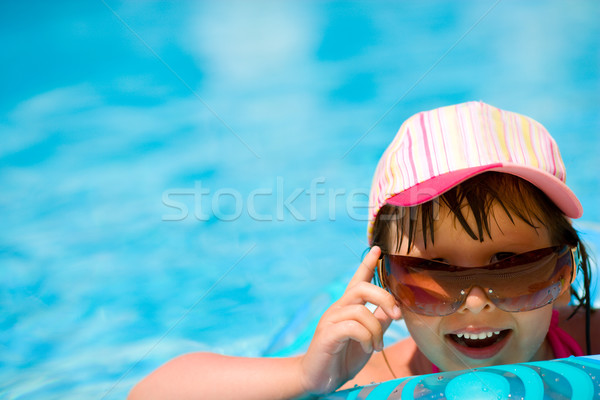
[{"xmin": 375, "ymin": 245, "xmax": 576, "ymax": 316}]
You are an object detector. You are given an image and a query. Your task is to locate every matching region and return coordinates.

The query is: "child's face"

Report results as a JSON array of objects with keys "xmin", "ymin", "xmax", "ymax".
[{"xmin": 391, "ymin": 201, "xmax": 555, "ymax": 371}]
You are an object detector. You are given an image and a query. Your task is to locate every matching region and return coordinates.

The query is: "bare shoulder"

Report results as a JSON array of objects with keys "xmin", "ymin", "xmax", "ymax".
[
  {"xmin": 341, "ymin": 337, "xmax": 428, "ymax": 389},
  {"xmin": 557, "ymin": 306, "xmax": 600, "ymax": 354}
]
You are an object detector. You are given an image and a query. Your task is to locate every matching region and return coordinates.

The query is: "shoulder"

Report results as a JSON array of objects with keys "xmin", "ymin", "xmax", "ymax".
[
  {"xmin": 341, "ymin": 337, "xmax": 429, "ymax": 389},
  {"xmin": 556, "ymin": 306, "xmax": 600, "ymax": 354}
]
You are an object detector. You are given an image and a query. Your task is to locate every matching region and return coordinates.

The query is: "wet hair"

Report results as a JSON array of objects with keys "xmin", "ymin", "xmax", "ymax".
[{"xmin": 371, "ymin": 172, "xmax": 593, "ymax": 353}]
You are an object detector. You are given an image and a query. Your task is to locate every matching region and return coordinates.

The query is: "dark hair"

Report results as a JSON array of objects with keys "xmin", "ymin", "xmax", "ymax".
[{"xmin": 371, "ymin": 172, "xmax": 593, "ymax": 353}]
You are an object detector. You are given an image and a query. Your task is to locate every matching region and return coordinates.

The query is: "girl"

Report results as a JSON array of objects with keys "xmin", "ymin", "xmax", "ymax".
[{"xmin": 129, "ymin": 102, "xmax": 597, "ymax": 399}]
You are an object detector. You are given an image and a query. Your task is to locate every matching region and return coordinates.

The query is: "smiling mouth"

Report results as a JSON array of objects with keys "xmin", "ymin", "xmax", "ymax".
[{"xmin": 448, "ymin": 329, "xmax": 511, "ymax": 349}]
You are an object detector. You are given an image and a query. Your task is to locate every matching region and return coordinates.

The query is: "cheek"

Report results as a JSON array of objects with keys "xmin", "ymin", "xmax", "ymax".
[
  {"xmin": 517, "ymin": 307, "xmax": 553, "ymax": 346},
  {"xmin": 402, "ymin": 310, "xmax": 452, "ymax": 368},
  {"xmin": 402, "ymin": 309, "xmax": 441, "ymax": 343}
]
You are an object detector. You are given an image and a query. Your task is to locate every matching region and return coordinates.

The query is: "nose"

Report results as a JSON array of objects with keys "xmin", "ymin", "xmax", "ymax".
[{"xmin": 457, "ymin": 286, "xmax": 496, "ymax": 314}]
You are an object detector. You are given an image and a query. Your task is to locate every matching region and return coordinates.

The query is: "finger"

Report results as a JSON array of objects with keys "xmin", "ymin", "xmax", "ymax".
[
  {"xmin": 339, "ymin": 281, "xmax": 401, "ymax": 320},
  {"xmin": 373, "ymin": 305, "xmax": 399, "ymax": 334},
  {"xmin": 329, "ymin": 320, "xmax": 376, "ymax": 354},
  {"xmin": 328, "ymin": 305, "xmax": 385, "ymax": 351},
  {"xmin": 347, "ymin": 246, "xmax": 382, "ymax": 289}
]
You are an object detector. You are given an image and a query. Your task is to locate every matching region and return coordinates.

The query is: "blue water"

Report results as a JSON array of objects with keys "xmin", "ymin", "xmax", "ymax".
[{"xmin": 1, "ymin": 1, "xmax": 599, "ymax": 399}]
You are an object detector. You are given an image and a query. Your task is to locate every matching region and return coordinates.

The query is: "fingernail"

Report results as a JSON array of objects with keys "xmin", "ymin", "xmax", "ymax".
[{"xmin": 393, "ymin": 305, "xmax": 401, "ymax": 318}]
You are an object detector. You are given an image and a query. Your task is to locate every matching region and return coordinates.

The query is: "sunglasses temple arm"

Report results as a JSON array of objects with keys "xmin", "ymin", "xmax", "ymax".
[{"xmin": 373, "ymin": 258, "xmax": 384, "ymax": 288}]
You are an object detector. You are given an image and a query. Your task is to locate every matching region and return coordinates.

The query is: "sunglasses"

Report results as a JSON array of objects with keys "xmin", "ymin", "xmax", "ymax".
[{"xmin": 375, "ymin": 245, "xmax": 574, "ymax": 316}]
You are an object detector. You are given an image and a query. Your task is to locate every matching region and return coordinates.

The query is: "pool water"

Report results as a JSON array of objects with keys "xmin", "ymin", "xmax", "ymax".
[{"xmin": 1, "ymin": 1, "xmax": 599, "ymax": 399}]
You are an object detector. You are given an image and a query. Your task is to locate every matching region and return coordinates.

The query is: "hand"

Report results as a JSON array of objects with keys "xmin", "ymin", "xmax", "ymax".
[{"xmin": 299, "ymin": 246, "xmax": 402, "ymax": 394}]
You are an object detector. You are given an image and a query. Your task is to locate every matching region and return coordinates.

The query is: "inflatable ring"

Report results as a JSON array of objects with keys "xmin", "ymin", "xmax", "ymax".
[{"xmin": 323, "ymin": 355, "xmax": 600, "ymax": 399}]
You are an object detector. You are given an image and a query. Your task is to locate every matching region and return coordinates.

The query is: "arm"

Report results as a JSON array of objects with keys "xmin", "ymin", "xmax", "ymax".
[
  {"xmin": 129, "ymin": 247, "xmax": 401, "ymax": 399},
  {"xmin": 128, "ymin": 353, "xmax": 308, "ymax": 400}
]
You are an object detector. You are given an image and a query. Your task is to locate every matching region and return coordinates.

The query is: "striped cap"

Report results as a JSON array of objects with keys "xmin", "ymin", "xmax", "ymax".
[{"xmin": 367, "ymin": 101, "xmax": 582, "ymax": 243}]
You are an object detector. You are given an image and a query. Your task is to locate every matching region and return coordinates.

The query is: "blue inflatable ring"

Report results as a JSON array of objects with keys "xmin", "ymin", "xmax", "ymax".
[{"xmin": 323, "ymin": 355, "xmax": 600, "ymax": 399}]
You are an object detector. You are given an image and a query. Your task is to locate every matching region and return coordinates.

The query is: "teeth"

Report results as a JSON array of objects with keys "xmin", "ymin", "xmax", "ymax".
[{"xmin": 459, "ymin": 331, "xmax": 502, "ymax": 340}]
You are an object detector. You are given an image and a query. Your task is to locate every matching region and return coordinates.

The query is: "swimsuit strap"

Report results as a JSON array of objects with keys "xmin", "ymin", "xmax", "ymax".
[
  {"xmin": 431, "ymin": 309, "xmax": 583, "ymax": 373},
  {"xmin": 546, "ymin": 308, "xmax": 584, "ymax": 358}
]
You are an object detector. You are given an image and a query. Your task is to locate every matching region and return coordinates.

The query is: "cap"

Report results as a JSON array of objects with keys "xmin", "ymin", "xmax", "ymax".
[{"xmin": 367, "ymin": 101, "xmax": 582, "ymax": 243}]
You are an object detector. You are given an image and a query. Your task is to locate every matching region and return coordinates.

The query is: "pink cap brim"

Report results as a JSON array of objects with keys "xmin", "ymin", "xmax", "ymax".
[{"xmin": 385, "ymin": 163, "xmax": 583, "ymax": 218}]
